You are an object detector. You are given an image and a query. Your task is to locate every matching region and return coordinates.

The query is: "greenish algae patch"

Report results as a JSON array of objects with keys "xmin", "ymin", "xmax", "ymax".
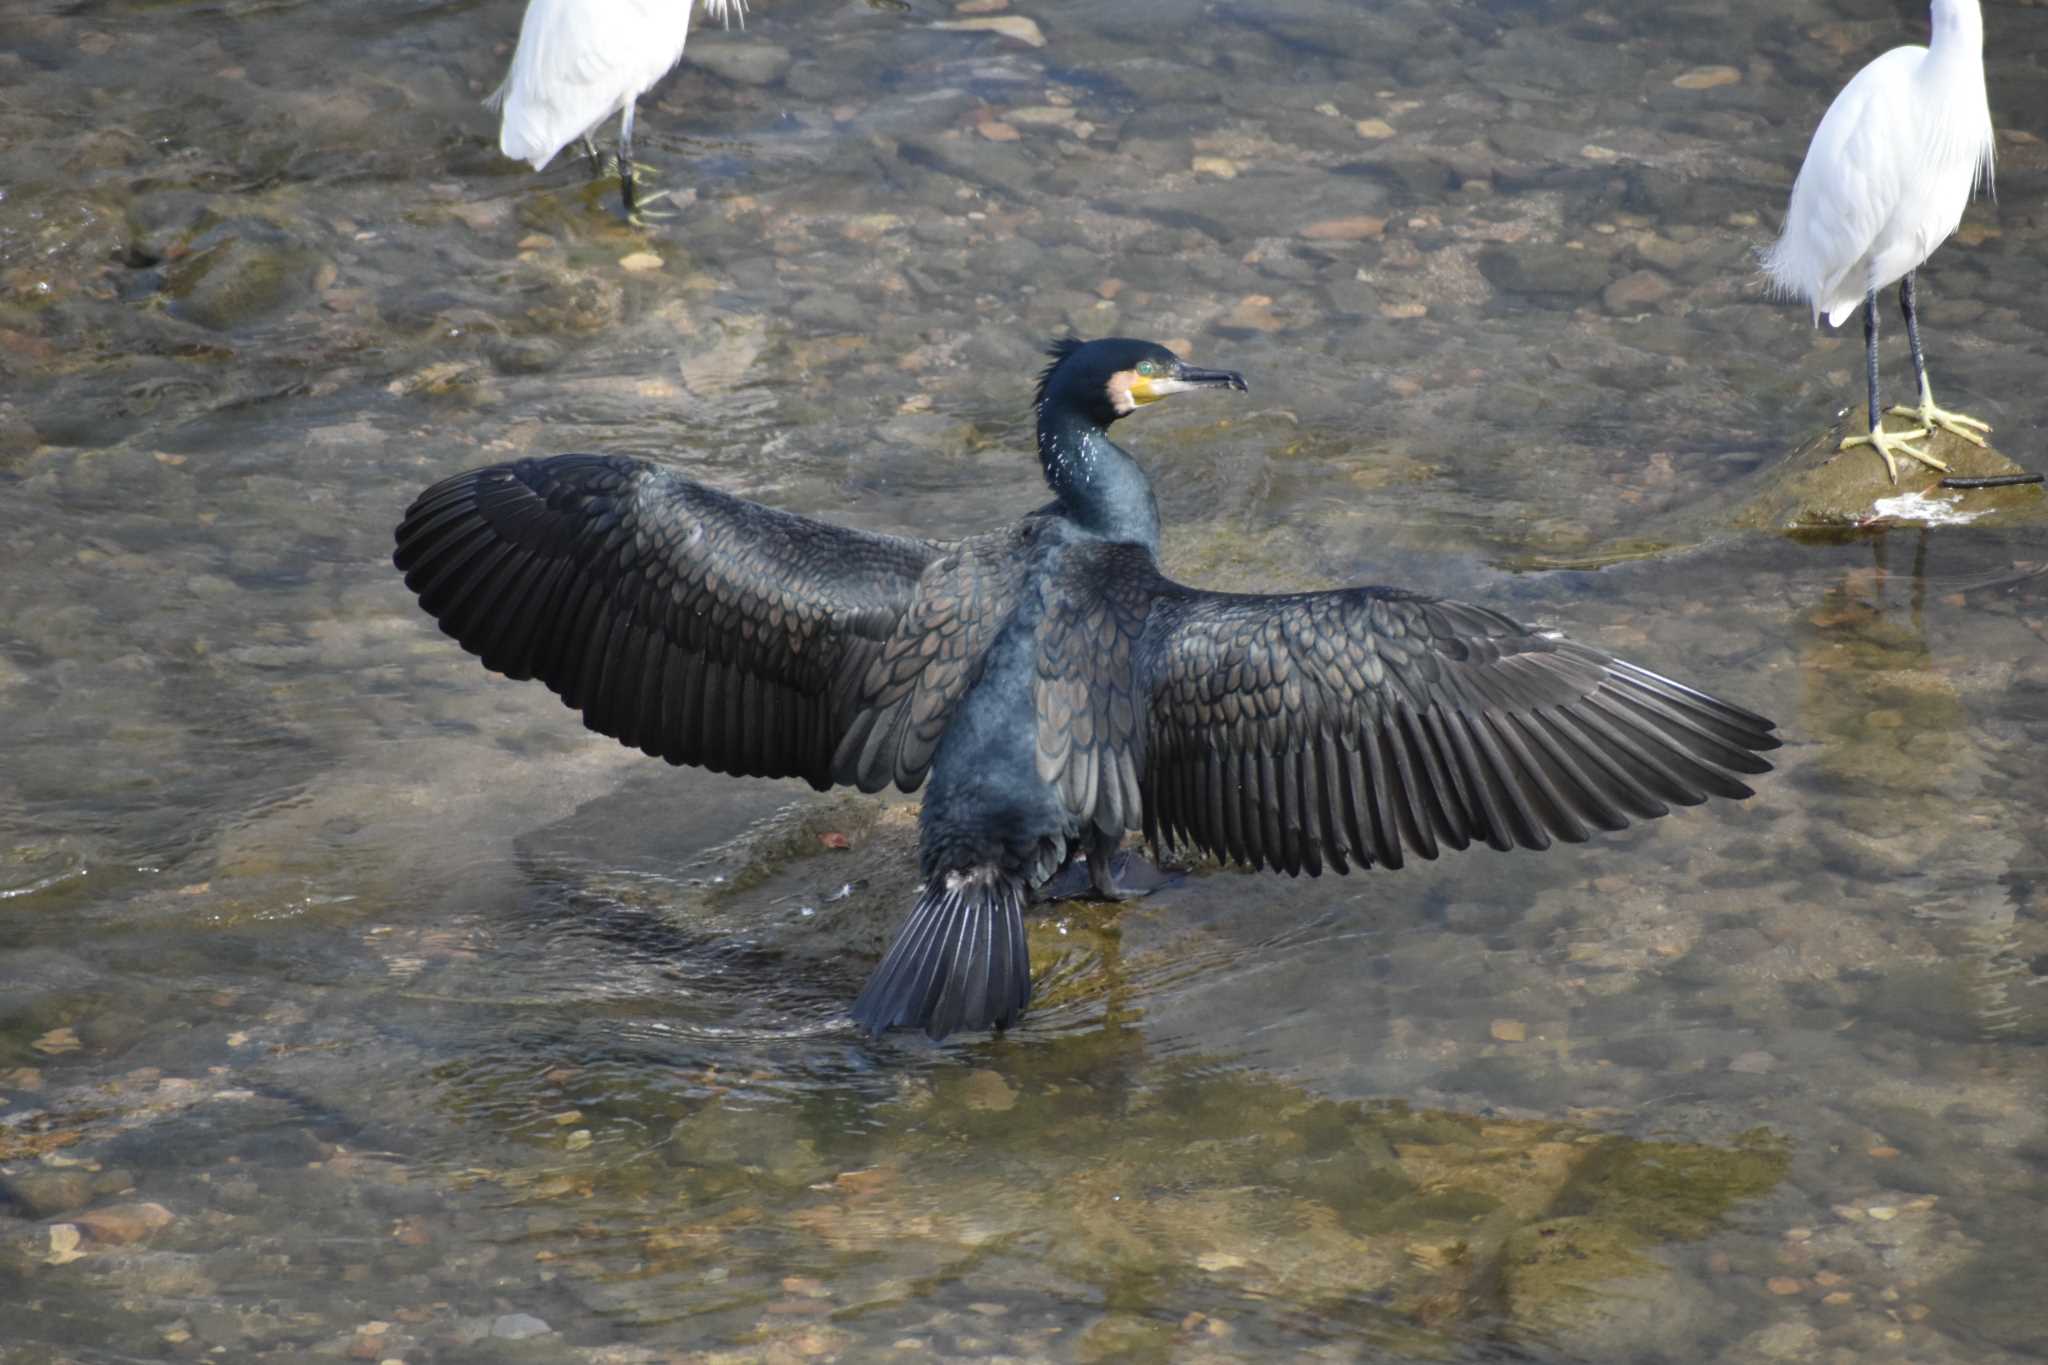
[
  {"xmin": 1497, "ymin": 538, "xmax": 1683, "ymax": 572},
  {"xmin": 1546, "ymin": 1128, "xmax": 1790, "ymax": 1241},
  {"xmin": 1501, "ymin": 1132, "xmax": 1787, "ymax": 1338},
  {"xmin": 617, "ymin": 1049, "xmax": 1789, "ymax": 1342},
  {"xmin": 158, "ymin": 226, "xmax": 328, "ymax": 333},
  {"xmin": 1075, "ymin": 1310, "xmax": 1177, "ymax": 1363}
]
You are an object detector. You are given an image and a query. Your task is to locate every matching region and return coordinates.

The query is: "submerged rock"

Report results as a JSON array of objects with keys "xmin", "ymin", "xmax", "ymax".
[
  {"xmin": 490, "ymin": 1312, "xmax": 553, "ymax": 1339},
  {"xmin": 1734, "ymin": 415, "xmax": 2045, "ymax": 535},
  {"xmin": 690, "ymin": 38, "xmax": 792, "ymax": 87},
  {"xmin": 71, "ymin": 1201, "xmax": 175, "ymax": 1246},
  {"xmin": 1477, "ymin": 242, "xmax": 1614, "ymax": 304},
  {"xmin": 0, "ymin": 1168, "xmax": 96, "ymax": 1219},
  {"xmin": 159, "ymin": 219, "xmax": 328, "ymax": 332},
  {"xmin": 0, "ymin": 401, "xmax": 37, "ymax": 466}
]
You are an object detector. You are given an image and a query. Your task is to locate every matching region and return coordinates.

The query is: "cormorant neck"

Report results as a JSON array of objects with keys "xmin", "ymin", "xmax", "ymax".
[{"xmin": 1035, "ymin": 405, "xmax": 1161, "ymax": 550}]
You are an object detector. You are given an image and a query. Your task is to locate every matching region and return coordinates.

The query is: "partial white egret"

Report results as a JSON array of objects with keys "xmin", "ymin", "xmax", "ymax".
[
  {"xmin": 488, "ymin": 0, "xmax": 746, "ymax": 216},
  {"xmin": 1763, "ymin": 0, "xmax": 1995, "ymax": 483}
]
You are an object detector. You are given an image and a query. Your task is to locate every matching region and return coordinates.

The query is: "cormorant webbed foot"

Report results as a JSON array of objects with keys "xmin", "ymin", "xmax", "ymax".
[{"xmin": 1037, "ymin": 849, "xmax": 1175, "ymax": 903}]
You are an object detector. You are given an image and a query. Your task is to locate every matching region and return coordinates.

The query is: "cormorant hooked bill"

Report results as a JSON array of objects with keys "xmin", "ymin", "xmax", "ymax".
[{"xmin": 393, "ymin": 337, "xmax": 1779, "ymax": 1041}]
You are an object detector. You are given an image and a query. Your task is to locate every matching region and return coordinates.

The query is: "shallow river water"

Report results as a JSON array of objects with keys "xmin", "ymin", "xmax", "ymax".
[{"xmin": 4, "ymin": 0, "xmax": 2048, "ymax": 1361}]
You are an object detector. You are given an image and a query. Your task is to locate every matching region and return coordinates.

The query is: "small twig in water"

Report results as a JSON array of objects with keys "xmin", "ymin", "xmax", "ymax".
[{"xmin": 1938, "ymin": 473, "xmax": 2045, "ymax": 490}]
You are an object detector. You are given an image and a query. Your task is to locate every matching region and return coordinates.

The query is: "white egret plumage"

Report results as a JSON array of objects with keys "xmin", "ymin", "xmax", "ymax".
[
  {"xmin": 1763, "ymin": 0, "xmax": 1995, "ymax": 483},
  {"xmin": 488, "ymin": 0, "xmax": 745, "ymax": 215}
]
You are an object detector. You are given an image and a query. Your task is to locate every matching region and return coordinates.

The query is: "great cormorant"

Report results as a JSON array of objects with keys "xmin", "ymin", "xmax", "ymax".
[
  {"xmin": 393, "ymin": 337, "xmax": 1779, "ymax": 1040},
  {"xmin": 1762, "ymin": 0, "xmax": 1995, "ymax": 483}
]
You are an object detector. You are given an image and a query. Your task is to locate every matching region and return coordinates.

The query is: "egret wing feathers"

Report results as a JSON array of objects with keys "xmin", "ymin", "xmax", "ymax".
[
  {"xmin": 1764, "ymin": 9, "xmax": 1996, "ymax": 329},
  {"xmin": 491, "ymin": 0, "xmax": 742, "ymax": 169},
  {"xmin": 1763, "ymin": 49, "xmax": 1917, "ymax": 325}
]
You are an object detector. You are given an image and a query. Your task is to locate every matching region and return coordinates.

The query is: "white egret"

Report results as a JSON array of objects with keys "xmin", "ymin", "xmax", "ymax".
[
  {"xmin": 488, "ymin": 0, "xmax": 745, "ymax": 216},
  {"xmin": 1763, "ymin": 0, "xmax": 1995, "ymax": 483}
]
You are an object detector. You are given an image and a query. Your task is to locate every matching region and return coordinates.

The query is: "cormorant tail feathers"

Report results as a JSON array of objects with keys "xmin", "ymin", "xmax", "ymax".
[{"xmin": 851, "ymin": 869, "xmax": 1031, "ymax": 1040}]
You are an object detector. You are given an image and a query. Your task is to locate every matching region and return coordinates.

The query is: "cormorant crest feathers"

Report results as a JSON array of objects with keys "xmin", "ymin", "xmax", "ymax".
[{"xmin": 1035, "ymin": 336, "xmax": 1087, "ymax": 411}]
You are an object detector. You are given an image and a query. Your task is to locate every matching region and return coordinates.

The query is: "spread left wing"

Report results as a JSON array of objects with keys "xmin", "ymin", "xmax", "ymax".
[
  {"xmin": 1138, "ymin": 581, "xmax": 1779, "ymax": 875},
  {"xmin": 1029, "ymin": 546, "xmax": 1780, "ymax": 877}
]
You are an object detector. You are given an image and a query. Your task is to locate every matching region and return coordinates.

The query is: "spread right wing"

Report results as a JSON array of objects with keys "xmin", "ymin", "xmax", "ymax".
[{"xmin": 394, "ymin": 454, "xmax": 1021, "ymax": 793}]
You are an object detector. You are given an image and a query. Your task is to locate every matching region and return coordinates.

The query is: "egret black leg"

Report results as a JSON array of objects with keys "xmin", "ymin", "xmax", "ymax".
[
  {"xmin": 1838, "ymin": 288, "xmax": 1940, "ymax": 483},
  {"xmin": 580, "ymin": 135, "xmax": 604, "ymax": 177},
  {"xmin": 1899, "ymin": 273, "xmax": 1927, "ymax": 405},
  {"xmin": 617, "ymin": 102, "xmax": 638, "ymax": 215},
  {"xmin": 1888, "ymin": 271, "xmax": 1991, "ymax": 447}
]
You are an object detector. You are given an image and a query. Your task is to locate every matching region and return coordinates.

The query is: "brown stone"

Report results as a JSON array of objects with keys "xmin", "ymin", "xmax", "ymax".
[
  {"xmin": 1300, "ymin": 216, "xmax": 1386, "ymax": 242},
  {"xmin": 1602, "ymin": 269, "xmax": 1671, "ymax": 313},
  {"xmin": 1673, "ymin": 65, "xmax": 1741, "ymax": 90},
  {"xmin": 1, "ymin": 1169, "xmax": 96, "ymax": 1218},
  {"xmin": 73, "ymin": 1201, "xmax": 175, "ymax": 1245}
]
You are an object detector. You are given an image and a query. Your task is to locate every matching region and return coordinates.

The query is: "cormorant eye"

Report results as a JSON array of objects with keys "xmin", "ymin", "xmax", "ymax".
[{"xmin": 1136, "ymin": 361, "xmax": 1158, "ymax": 378}]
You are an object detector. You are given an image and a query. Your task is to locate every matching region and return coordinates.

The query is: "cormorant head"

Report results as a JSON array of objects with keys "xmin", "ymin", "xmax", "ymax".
[{"xmin": 1034, "ymin": 337, "xmax": 1248, "ymax": 429}]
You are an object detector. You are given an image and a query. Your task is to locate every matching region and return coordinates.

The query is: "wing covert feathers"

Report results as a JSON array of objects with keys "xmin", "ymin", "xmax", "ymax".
[
  {"xmin": 831, "ymin": 529, "xmax": 1030, "ymax": 793},
  {"xmin": 1032, "ymin": 545, "xmax": 1156, "ymax": 835}
]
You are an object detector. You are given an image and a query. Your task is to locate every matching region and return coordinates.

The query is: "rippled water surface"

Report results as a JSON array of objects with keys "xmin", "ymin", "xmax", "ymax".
[{"xmin": 4, "ymin": 0, "xmax": 2048, "ymax": 1360}]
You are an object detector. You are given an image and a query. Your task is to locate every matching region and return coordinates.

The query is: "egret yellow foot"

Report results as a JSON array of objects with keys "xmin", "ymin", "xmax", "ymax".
[
  {"xmin": 568, "ymin": 147, "xmax": 652, "ymax": 217},
  {"xmin": 1888, "ymin": 395, "xmax": 1991, "ymax": 447},
  {"xmin": 627, "ymin": 184, "xmax": 681, "ymax": 224},
  {"xmin": 1842, "ymin": 422, "xmax": 1945, "ymax": 484}
]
